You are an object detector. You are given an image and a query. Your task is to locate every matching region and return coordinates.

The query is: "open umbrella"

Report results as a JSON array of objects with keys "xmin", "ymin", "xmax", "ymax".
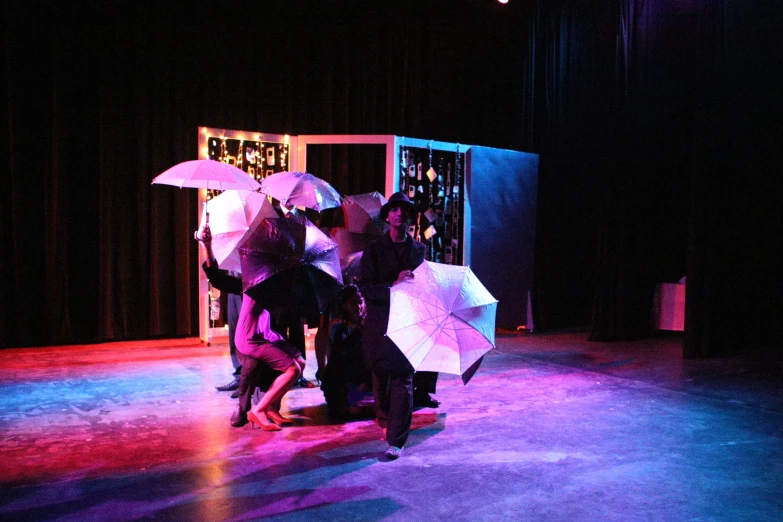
[
  {"xmin": 331, "ymin": 227, "xmax": 373, "ymax": 260},
  {"xmin": 342, "ymin": 191, "xmax": 388, "ymax": 236},
  {"xmin": 340, "ymin": 250, "xmax": 363, "ymax": 284},
  {"xmin": 259, "ymin": 171, "xmax": 342, "ymax": 212},
  {"xmin": 330, "ymin": 227, "xmax": 378, "ymax": 285},
  {"xmin": 152, "ymin": 159, "xmax": 261, "ymax": 191},
  {"xmin": 238, "ymin": 216, "xmax": 343, "ymax": 321},
  {"xmin": 197, "ymin": 190, "xmax": 278, "ymax": 273},
  {"xmin": 386, "ymin": 261, "xmax": 498, "ymax": 384},
  {"xmin": 152, "ymin": 159, "xmax": 262, "ymax": 221}
]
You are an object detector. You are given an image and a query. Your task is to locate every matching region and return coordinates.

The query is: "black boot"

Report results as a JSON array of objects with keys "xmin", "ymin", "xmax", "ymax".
[
  {"xmin": 414, "ymin": 393, "xmax": 440, "ymax": 409},
  {"xmin": 230, "ymin": 406, "xmax": 248, "ymax": 427},
  {"xmin": 216, "ymin": 376, "xmax": 240, "ymax": 392}
]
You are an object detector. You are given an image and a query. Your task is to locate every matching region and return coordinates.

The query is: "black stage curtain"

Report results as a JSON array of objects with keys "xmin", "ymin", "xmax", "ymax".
[
  {"xmin": 3, "ymin": 1, "xmax": 780, "ymax": 357},
  {"xmin": 1, "ymin": 1, "xmax": 524, "ymax": 347},
  {"xmin": 520, "ymin": 0, "xmax": 781, "ymax": 356}
]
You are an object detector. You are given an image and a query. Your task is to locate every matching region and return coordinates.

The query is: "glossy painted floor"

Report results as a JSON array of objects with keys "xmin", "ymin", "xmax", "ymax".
[{"xmin": 1, "ymin": 331, "xmax": 781, "ymax": 521}]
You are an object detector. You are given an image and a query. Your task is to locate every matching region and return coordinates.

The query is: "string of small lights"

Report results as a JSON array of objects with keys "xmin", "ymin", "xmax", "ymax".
[{"xmin": 203, "ymin": 135, "xmax": 290, "ymax": 201}]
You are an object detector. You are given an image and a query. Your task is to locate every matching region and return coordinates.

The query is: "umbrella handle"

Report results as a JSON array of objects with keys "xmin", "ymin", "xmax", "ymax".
[{"xmin": 204, "ymin": 181, "xmax": 210, "ymax": 223}]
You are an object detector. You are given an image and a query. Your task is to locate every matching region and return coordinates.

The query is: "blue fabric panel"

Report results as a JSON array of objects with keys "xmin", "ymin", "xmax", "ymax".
[{"xmin": 466, "ymin": 147, "xmax": 539, "ymax": 329}]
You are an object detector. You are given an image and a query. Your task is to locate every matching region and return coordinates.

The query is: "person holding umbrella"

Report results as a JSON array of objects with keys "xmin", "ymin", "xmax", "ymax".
[
  {"xmin": 195, "ymin": 224, "xmax": 244, "ymax": 395},
  {"xmin": 359, "ymin": 191, "xmax": 438, "ymax": 460},
  {"xmin": 196, "ymin": 225, "xmax": 301, "ymax": 430}
]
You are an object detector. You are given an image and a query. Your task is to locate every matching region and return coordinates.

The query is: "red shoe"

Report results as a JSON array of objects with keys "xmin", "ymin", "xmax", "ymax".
[
  {"xmin": 267, "ymin": 411, "xmax": 294, "ymax": 426},
  {"xmin": 247, "ymin": 411, "xmax": 281, "ymax": 431}
]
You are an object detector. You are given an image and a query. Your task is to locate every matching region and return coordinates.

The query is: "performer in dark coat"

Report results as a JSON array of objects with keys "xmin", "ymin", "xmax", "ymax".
[
  {"xmin": 195, "ymin": 226, "xmax": 243, "ymax": 394},
  {"xmin": 359, "ymin": 191, "xmax": 435, "ymax": 460}
]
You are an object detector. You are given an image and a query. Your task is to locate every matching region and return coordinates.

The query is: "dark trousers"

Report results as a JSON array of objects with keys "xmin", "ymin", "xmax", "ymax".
[
  {"xmin": 272, "ymin": 316, "xmax": 306, "ymax": 359},
  {"xmin": 227, "ymin": 293, "xmax": 243, "ymax": 373},
  {"xmin": 372, "ymin": 371, "xmax": 413, "ymax": 449},
  {"xmin": 236, "ymin": 353, "xmax": 279, "ymax": 414},
  {"xmin": 413, "ymin": 371, "xmax": 438, "ymax": 397},
  {"xmin": 287, "ymin": 318, "xmax": 305, "ymax": 359}
]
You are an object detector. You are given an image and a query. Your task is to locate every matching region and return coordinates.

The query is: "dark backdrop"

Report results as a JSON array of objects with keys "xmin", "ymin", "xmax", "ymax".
[{"xmin": 3, "ymin": 0, "xmax": 780, "ymax": 357}]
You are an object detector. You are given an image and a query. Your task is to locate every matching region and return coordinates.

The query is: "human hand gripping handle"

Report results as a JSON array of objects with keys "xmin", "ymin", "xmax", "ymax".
[
  {"xmin": 194, "ymin": 224, "xmax": 216, "ymax": 266},
  {"xmin": 392, "ymin": 269, "xmax": 415, "ymax": 286}
]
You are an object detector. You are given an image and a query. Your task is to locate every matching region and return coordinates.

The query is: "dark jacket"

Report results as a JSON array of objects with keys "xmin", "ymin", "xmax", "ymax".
[
  {"xmin": 359, "ymin": 233, "xmax": 425, "ymax": 374},
  {"xmin": 202, "ymin": 260, "xmax": 243, "ymax": 295}
]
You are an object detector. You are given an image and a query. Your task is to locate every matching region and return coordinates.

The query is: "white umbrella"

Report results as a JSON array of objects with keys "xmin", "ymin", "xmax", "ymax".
[
  {"xmin": 152, "ymin": 159, "xmax": 261, "ymax": 191},
  {"xmin": 259, "ymin": 171, "xmax": 342, "ymax": 212},
  {"xmin": 152, "ymin": 159, "xmax": 262, "ymax": 223},
  {"xmin": 387, "ymin": 261, "xmax": 498, "ymax": 381},
  {"xmin": 197, "ymin": 190, "xmax": 278, "ymax": 273},
  {"xmin": 342, "ymin": 191, "xmax": 388, "ymax": 235}
]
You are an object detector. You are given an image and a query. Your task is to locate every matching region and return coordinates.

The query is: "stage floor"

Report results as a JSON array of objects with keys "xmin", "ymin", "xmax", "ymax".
[{"xmin": 1, "ymin": 331, "xmax": 781, "ymax": 521}]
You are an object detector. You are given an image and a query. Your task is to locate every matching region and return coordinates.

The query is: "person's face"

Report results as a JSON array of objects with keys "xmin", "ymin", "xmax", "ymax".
[
  {"xmin": 387, "ymin": 205, "xmax": 410, "ymax": 228},
  {"xmin": 343, "ymin": 294, "xmax": 366, "ymax": 323}
]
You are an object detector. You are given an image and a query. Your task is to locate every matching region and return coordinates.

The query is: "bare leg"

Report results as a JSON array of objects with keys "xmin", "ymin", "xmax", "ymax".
[
  {"xmin": 251, "ymin": 358, "xmax": 304, "ymax": 423},
  {"xmin": 266, "ymin": 396, "xmax": 294, "ymax": 425}
]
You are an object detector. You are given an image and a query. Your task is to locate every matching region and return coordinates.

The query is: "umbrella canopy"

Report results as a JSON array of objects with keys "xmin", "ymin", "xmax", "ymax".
[
  {"xmin": 238, "ymin": 216, "xmax": 343, "ymax": 320},
  {"xmin": 259, "ymin": 171, "xmax": 341, "ymax": 212},
  {"xmin": 197, "ymin": 190, "xmax": 278, "ymax": 273},
  {"xmin": 340, "ymin": 250, "xmax": 363, "ymax": 284},
  {"xmin": 152, "ymin": 159, "xmax": 261, "ymax": 192},
  {"xmin": 330, "ymin": 227, "xmax": 378, "ymax": 285},
  {"xmin": 342, "ymin": 191, "xmax": 388, "ymax": 236},
  {"xmin": 387, "ymin": 261, "xmax": 498, "ymax": 382},
  {"xmin": 331, "ymin": 227, "xmax": 373, "ymax": 260}
]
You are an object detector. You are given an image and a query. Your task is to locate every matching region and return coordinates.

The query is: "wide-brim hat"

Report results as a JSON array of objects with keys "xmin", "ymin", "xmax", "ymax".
[{"xmin": 380, "ymin": 191, "xmax": 415, "ymax": 220}]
